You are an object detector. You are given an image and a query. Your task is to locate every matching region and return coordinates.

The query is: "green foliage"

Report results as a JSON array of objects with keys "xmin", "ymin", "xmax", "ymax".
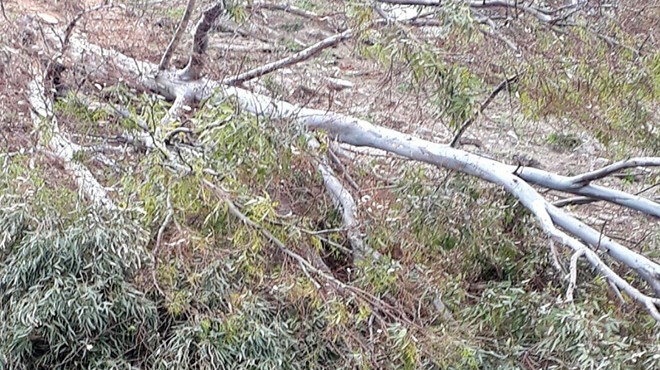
[
  {"xmin": 294, "ymin": 0, "xmax": 318, "ymax": 11},
  {"xmin": 3, "ymin": 1, "xmax": 658, "ymax": 368},
  {"xmin": 361, "ymin": 25, "xmax": 482, "ymax": 130},
  {"xmin": 226, "ymin": 0, "xmax": 249, "ymax": 23},
  {"xmin": 151, "ymin": 291, "xmax": 319, "ymax": 369},
  {"xmin": 518, "ymin": 23, "xmax": 659, "ymax": 151},
  {"xmin": 0, "ymin": 199, "xmax": 158, "ymax": 370},
  {"xmin": 464, "ymin": 282, "xmax": 660, "ymax": 369}
]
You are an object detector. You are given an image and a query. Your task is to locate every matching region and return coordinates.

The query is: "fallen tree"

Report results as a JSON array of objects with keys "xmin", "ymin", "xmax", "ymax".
[{"xmin": 24, "ymin": 1, "xmax": 660, "ymax": 322}]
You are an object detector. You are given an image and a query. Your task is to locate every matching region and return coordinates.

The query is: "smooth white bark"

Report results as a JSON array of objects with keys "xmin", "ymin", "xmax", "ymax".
[
  {"xmin": 27, "ymin": 75, "xmax": 115, "ymax": 210},
  {"xmin": 62, "ymin": 32, "xmax": 660, "ymax": 319}
]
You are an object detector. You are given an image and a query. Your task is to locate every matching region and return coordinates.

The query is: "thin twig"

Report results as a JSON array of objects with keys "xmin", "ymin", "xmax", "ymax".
[
  {"xmin": 152, "ymin": 190, "xmax": 174, "ymax": 297},
  {"xmin": 153, "ymin": 191, "xmax": 174, "ymax": 259},
  {"xmin": 451, "ymin": 74, "xmax": 519, "ymax": 147},
  {"xmin": 566, "ymin": 249, "xmax": 585, "ymax": 302},
  {"xmin": 548, "ymin": 240, "xmax": 566, "ymax": 274},
  {"xmin": 62, "ymin": 3, "xmax": 121, "ymax": 50},
  {"xmin": 250, "ymin": 2, "xmax": 320, "ymax": 19},
  {"xmin": 202, "ymin": 179, "xmax": 348, "ymax": 290},
  {"xmin": 552, "ymin": 196, "xmax": 595, "ymax": 208},
  {"xmin": 328, "ymin": 148, "xmax": 360, "ymax": 191},
  {"xmin": 1, "ymin": 0, "xmax": 10, "ymax": 22},
  {"xmin": 607, "ymin": 278, "xmax": 626, "ymax": 305}
]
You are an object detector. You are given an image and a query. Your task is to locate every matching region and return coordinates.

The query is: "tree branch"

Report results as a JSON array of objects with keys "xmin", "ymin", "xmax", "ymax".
[
  {"xmin": 57, "ymin": 30, "xmax": 660, "ymax": 320},
  {"xmin": 250, "ymin": 2, "xmax": 320, "ymax": 19},
  {"xmin": 516, "ymin": 166, "xmax": 660, "ymax": 218},
  {"xmin": 27, "ymin": 70, "xmax": 114, "ymax": 210},
  {"xmin": 450, "ymin": 73, "xmax": 519, "ymax": 147},
  {"xmin": 158, "ymin": 0, "xmax": 196, "ymax": 71},
  {"xmin": 179, "ymin": 1, "xmax": 226, "ymax": 81},
  {"xmin": 0, "ymin": 0, "xmax": 9, "ymax": 23},
  {"xmin": 223, "ymin": 29, "xmax": 352, "ymax": 86},
  {"xmin": 567, "ymin": 157, "xmax": 660, "ymax": 186},
  {"xmin": 202, "ymin": 179, "xmax": 350, "ymax": 291},
  {"xmin": 377, "ymin": 0, "xmax": 569, "ymax": 23}
]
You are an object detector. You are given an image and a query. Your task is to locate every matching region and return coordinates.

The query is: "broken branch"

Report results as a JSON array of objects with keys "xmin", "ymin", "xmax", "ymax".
[
  {"xmin": 179, "ymin": 1, "xmax": 226, "ymax": 81},
  {"xmin": 55, "ymin": 23, "xmax": 660, "ymax": 320},
  {"xmin": 450, "ymin": 73, "xmax": 519, "ymax": 147},
  {"xmin": 158, "ymin": 0, "xmax": 196, "ymax": 71},
  {"xmin": 223, "ymin": 29, "xmax": 352, "ymax": 86}
]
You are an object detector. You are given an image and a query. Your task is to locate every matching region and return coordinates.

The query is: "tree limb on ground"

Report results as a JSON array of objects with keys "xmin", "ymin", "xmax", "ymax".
[
  {"xmin": 376, "ymin": 0, "xmax": 571, "ymax": 23},
  {"xmin": 223, "ymin": 29, "xmax": 352, "ymax": 86},
  {"xmin": 27, "ymin": 67, "xmax": 115, "ymax": 210},
  {"xmin": 158, "ymin": 0, "xmax": 196, "ymax": 71},
  {"xmin": 41, "ymin": 10, "xmax": 660, "ymax": 320}
]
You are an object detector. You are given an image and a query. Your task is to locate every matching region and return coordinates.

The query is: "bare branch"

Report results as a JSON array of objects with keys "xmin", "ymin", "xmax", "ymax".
[
  {"xmin": 552, "ymin": 196, "xmax": 595, "ymax": 208},
  {"xmin": 317, "ymin": 159, "xmax": 373, "ymax": 262},
  {"xmin": 566, "ymin": 249, "xmax": 585, "ymax": 303},
  {"xmin": 1, "ymin": 0, "xmax": 10, "ymax": 22},
  {"xmin": 450, "ymin": 73, "xmax": 519, "ymax": 147},
  {"xmin": 517, "ymin": 167, "xmax": 660, "ymax": 217},
  {"xmin": 546, "ymin": 206, "xmax": 660, "ymax": 296},
  {"xmin": 27, "ymin": 69, "xmax": 114, "ymax": 210},
  {"xmin": 62, "ymin": 3, "xmax": 121, "ymax": 51},
  {"xmin": 567, "ymin": 157, "xmax": 660, "ymax": 186},
  {"xmin": 223, "ymin": 29, "xmax": 353, "ymax": 86},
  {"xmin": 377, "ymin": 0, "xmax": 568, "ymax": 23},
  {"xmin": 548, "ymin": 240, "xmax": 566, "ymax": 274},
  {"xmin": 158, "ymin": 0, "xmax": 196, "ymax": 71},
  {"xmin": 554, "ymin": 179, "xmax": 660, "ymax": 208},
  {"xmin": 155, "ymin": 190, "xmax": 174, "ymax": 259},
  {"xmin": 328, "ymin": 148, "xmax": 360, "ymax": 190},
  {"xmin": 478, "ymin": 25, "xmax": 519, "ymax": 52},
  {"xmin": 179, "ymin": 1, "xmax": 226, "ymax": 81},
  {"xmin": 151, "ymin": 190, "xmax": 174, "ymax": 297},
  {"xmin": 467, "ymin": 0, "xmax": 554, "ymax": 23},
  {"xmin": 59, "ymin": 32, "xmax": 660, "ymax": 320}
]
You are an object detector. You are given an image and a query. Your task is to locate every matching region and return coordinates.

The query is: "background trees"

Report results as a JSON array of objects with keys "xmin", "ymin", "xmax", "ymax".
[{"xmin": 0, "ymin": 0, "xmax": 658, "ymax": 368}]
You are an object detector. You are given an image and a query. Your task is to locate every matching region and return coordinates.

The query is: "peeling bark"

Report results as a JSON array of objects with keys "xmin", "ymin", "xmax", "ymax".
[{"xmin": 179, "ymin": 2, "xmax": 226, "ymax": 81}]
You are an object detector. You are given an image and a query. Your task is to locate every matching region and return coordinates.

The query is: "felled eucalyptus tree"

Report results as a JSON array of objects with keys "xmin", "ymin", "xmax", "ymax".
[{"xmin": 2, "ymin": 0, "xmax": 659, "ymax": 368}]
